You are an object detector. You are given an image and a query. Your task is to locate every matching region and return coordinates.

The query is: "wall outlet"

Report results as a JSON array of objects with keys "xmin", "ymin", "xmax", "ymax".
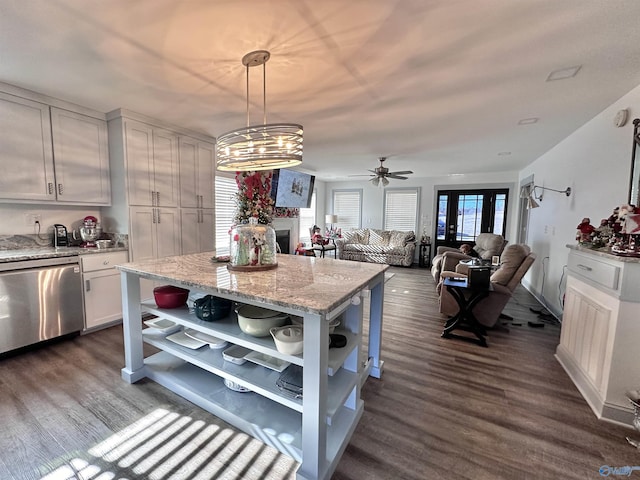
[{"xmin": 25, "ymin": 213, "xmax": 41, "ymax": 226}]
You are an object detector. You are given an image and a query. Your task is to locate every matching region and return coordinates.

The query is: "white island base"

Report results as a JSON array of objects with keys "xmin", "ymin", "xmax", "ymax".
[{"xmin": 117, "ymin": 253, "xmax": 388, "ymax": 480}]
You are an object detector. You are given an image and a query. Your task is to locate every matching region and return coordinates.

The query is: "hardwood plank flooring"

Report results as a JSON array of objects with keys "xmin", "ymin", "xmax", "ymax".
[{"xmin": 0, "ymin": 266, "xmax": 637, "ymax": 479}]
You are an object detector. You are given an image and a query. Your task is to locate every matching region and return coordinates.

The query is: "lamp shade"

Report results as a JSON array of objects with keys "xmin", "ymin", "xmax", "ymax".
[
  {"xmin": 527, "ymin": 196, "xmax": 540, "ymax": 209},
  {"xmin": 325, "ymin": 214, "xmax": 338, "ymax": 224}
]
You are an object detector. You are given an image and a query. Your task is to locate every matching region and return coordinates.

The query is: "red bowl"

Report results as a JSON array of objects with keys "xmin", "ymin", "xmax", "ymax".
[{"xmin": 153, "ymin": 285, "xmax": 189, "ymax": 309}]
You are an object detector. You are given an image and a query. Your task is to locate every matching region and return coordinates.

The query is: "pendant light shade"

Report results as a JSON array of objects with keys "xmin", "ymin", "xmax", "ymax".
[{"xmin": 216, "ymin": 50, "xmax": 303, "ymax": 171}]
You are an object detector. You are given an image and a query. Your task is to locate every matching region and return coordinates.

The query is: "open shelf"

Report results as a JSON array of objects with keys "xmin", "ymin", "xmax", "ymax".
[
  {"xmin": 142, "ymin": 302, "xmax": 359, "ymax": 375},
  {"xmin": 143, "ymin": 351, "xmax": 363, "ymax": 465},
  {"xmin": 143, "ymin": 330, "xmax": 359, "ymax": 418}
]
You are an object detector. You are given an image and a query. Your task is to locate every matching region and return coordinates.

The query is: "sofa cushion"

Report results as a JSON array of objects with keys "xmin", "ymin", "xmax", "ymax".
[
  {"xmin": 491, "ymin": 244, "xmax": 530, "ymax": 286},
  {"xmin": 389, "ymin": 230, "xmax": 415, "ymax": 247},
  {"xmin": 343, "ymin": 228, "xmax": 370, "ymax": 244},
  {"xmin": 369, "ymin": 229, "xmax": 390, "ymax": 246}
]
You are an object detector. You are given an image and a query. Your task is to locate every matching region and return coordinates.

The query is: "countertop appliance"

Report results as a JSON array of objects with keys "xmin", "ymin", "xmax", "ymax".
[
  {"xmin": 75, "ymin": 215, "xmax": 102, "ymax": 248},
  {"xmin": 0, "ymin": 256, "xmax": 84, "ymax": 355},
  {"xmin": 53, "ymin": 224, "xmax": 69, "ymax": 247}
]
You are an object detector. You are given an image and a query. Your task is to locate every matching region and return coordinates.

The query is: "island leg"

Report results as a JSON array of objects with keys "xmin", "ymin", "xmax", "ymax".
[
  {"xmin": 368, "ymin": 275, "xmax": 385, "ymax": 378},
  {"xmin": 297, "ymin": 312, "xmax": 329, "ymax": 480},
  {"xmin": 120, "ymin": 271, "xmax": 146, "ymax": 383}
]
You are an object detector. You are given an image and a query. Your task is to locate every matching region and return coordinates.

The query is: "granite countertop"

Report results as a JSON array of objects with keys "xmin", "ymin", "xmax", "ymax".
[
  {"xmin": 0, "ymin": 246, "xmax": 129, "ymax": 263},
  {"xmin": 567, "ymin": 243, "xmax": 640, "ymax": 263},
  {"xmin": 116, "ymin": 252, "xmax": 389, "ymax": 315}
]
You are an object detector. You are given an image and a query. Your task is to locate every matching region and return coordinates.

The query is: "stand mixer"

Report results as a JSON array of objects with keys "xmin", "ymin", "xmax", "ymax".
[{"xmin": 76, "ymin": 215, "xmax": 102, "ymax": 248}]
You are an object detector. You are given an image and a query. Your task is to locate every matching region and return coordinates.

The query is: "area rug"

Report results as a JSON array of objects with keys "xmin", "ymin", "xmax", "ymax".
[{"xmin": 384, "ymin": 272, "xmax": 395, "ymax": 283}]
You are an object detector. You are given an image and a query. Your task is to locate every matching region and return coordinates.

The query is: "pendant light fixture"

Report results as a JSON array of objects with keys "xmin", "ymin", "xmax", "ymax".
[{"xmin": 216, "ymin": 50, "xmax": 303, "ymax": 171}]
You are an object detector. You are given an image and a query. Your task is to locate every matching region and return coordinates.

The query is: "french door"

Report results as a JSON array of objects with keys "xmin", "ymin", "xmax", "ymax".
[{"xmin": 435, "ymin": 189, "xmax": 508, "ymax": 251}]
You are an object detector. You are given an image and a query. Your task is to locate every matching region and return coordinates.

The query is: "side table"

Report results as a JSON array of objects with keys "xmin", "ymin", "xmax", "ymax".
[
  {"xmin": 441, "ymin": 277, "xmax": 492, "ymax": 347},
  {"xmin": 419, "ymin": 243, "xmax": 431, "ymax": 268}
]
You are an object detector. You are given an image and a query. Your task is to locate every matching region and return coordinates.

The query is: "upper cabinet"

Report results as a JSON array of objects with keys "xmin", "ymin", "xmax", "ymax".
[
  {"xmin": 125, "ymin": 120, "xmax": 179, "ymax": 207},
  {"xmin": 0, "ymin": 89, "xmax": 111, "ymax": 205},
  {"xmin": 50, "ymin": 107, "xmax": 110, "ymax": 204},
  {"xmin": 179, "ymin": 137, "xmax": 215, "ymax": 209},
  {"xmin": 0, "ymin": 92, "xmax": 55, "ymax": 202}
]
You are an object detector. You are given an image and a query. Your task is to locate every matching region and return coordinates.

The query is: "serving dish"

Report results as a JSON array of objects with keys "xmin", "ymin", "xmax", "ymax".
[
  {"xmin": 236, "ymin": 304, "xmax": 289, "ymax": 337},
  {"xmin": 270, "ymin": 325, "xmax": 304, "ymax": 355},
  {"xmin": 244, "ymin": 351, "xmax": 291, "ymax": 372},
  {"xmin": 222, "ymin": 345, "xmax": 252, "ymax": 365},
  {"xmin": 153, "ymin": 285, "xmax": 189, "ymax": 309},
  {"xmin": 143, "ymin": 318, "xmax": 181, "ymax": 334},
  {"xmin": 183, "ymin": 329, "xmax": 228, "ymax": 349},
  {"xmin": 166, "ymin": 330, "xmax": 206, "ymax": 349}
]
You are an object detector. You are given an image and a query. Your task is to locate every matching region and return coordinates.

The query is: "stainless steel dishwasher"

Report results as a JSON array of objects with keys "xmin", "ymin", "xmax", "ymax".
[{"xmin": 0, "ymin": 256, "xmax": 84, "ymax": 355}]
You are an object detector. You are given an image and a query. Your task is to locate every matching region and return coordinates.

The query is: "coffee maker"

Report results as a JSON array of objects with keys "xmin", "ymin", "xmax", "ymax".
[{"xmin": 53, "ymin": 224, "xmax": 69, "ymax": 247}]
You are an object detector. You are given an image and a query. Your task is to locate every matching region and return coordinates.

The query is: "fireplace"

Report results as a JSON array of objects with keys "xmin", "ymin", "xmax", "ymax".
[{"xmin": 275, "ymin": 230, "xmax": 290, "ymax": 254}]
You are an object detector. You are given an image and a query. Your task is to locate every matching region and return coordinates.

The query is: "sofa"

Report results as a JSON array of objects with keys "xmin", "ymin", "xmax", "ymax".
[
  {"xmin": 430, "ymin": 233, "xmax": 507, "ymax": 283},
  {"xmin": 335, "ymin": 228, "xmax": 416, "ymax": 266}
]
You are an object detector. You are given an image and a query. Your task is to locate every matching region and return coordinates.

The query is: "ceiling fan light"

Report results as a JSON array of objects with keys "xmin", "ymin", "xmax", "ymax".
[
  {"xmin": 371, "ymin": 177, "xmax": 380, "ymax": 186},
  {"xmin": 381, "ymin": 176, "xmax": 389, "ymax": 186}
]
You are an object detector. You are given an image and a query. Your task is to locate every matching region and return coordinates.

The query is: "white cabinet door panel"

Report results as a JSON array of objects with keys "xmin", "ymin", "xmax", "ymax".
[
  {"xmin": 197, "ymin": 141, "xmax": 215, "ymax": 208},
  {"xmin": 153, "ymin": 129, "xmax": 179, "ymax": 207},
  {"xmin": 83, "ymin": 269, "xmax": 124, "ymax": 330},
  {"xmin": 156, "ymin": 208, "xmax": 181, "ymax": 258},
  {"xmin": 199, "ymin": 209, "xmax": 215, "ymax": 252},
  {"xmin": 180, "ymin": 209, "xmax": 199, "ymax": 254},
  {"xmin": 179, "ymin": 137, "xmax": 198, "ymax": 208},
  {"xmin": 0, "ymin": 92, "xmax": 55, "ymax": 201},
  {"xmin": 51, "ymin": 107, "xmax": 110, "ymax": 204},
  {"xmin": 125, "ymin": 121, "xmax": 155, "ymax": 206},
  {"xmin": 130, "ymin": 207, "xmax": 156, "ymax": 261}
]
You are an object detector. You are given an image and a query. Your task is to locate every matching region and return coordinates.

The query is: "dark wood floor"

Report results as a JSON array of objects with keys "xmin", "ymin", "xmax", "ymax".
[{"xmin": 0, "ymin": 266, "xmax": 637, "ymax": 480}]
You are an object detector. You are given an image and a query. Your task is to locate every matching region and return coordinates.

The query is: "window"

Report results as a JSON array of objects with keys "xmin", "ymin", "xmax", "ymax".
[
  {"xmin": 214, "ymin": 175, "xmax": 238, "ymax": 256},
  {"xmin": 299, "ymin": 191, "xmax": 316, "ymax": 245},
  {"xmin": 333, "ymin": 190, "xmax": 362, "ymax": 230},
  {"xmin": 384, "ymin": 188, "xmax": 419, "ymax": 231}
]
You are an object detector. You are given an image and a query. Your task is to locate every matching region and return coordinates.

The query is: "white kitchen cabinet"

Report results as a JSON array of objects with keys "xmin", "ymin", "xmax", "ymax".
[
  {"xmin": 50, "ymin": 107, "xmax": 110, "ymax": 205},
  {"xmin": 179, "ymin": 137, "xmax": 215, "ymax": 208},
  {"xmin": 556, "ymin": 246, "xmax": 640, "ymax": 427},
  {"xmin": 180, "ymin": 208, "xmax": 214, "ymax": 254},
  {"xmin": 0, "ymin": 90, "xmax": 110, "ymax": 205},
  {"xmin": 0, "ymin": 91, "xmax": 55, "ymax": 202},
  {"xmin": 81, "ymin": 251, "xmax": 129, "ymax": 331},
  {"xmin": 125, "ymin": 120, "xmax": 179, "ymax": 207},
  {"xmin": 129, "ymin": 207, "xmax": 181, "ymax": 261}
]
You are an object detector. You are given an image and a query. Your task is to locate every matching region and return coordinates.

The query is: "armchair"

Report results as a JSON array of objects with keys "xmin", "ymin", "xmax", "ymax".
[
  {"xmin": 438, "ymin": 244, "xmax": 536, "ymax": 328},
  {"xmin": 430, "ymin": 233, "xmax": 507, "ymax": 283}
]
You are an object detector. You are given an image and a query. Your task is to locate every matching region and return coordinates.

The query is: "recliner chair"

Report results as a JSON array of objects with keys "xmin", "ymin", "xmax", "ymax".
[{"xmin": 438, "ymin": 244, "xmax": 536, "ymax": 328}]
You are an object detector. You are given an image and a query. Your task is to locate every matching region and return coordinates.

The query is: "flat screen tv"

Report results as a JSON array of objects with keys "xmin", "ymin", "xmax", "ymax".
[{"xmin": 271, "ymin": 169, "xmax": 315, "ymax": 208}]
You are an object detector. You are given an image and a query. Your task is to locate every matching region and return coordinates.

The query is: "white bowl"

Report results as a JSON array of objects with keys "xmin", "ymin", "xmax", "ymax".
[
  {"xmin": 270, "ymin": 325, "xmax": 304, "ymax": 355},
  {"xmin": 236, "ymin": 305, "xmax": 289, "ymax": 337},
  {"xmin": 96, "ymin": 239, "xmax": 112, "ymax": 249}
]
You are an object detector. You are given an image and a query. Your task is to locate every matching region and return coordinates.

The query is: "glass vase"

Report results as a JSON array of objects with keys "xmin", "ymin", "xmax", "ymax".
[{"xmin": 228, "ymin": 218, "xmax": 278, "ymax": 271}]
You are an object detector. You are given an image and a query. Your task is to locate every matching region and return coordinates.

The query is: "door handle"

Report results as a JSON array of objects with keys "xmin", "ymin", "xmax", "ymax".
[{"xmin": 85, "ymin": 279, "xmax": 91, "ymax": 292}]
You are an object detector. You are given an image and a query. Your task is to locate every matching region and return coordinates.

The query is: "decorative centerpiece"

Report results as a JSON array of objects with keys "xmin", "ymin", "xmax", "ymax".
[{"xmin": 228, "ymin": 171, "xmax": 278, "ymax": 271}]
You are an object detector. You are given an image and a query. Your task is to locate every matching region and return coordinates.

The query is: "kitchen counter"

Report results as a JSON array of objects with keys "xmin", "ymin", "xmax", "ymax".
[
  {"xmin": 0, "ymin": 245, "xmax": 128, "ymax": 263},
  {"xmin": 116, "ymin": 251, "xmax": 387, "ymax": 480}
]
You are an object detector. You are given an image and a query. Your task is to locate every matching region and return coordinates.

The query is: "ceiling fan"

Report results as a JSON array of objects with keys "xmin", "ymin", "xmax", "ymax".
[{"xmin": 351, "ymin": 157, "xmax": 413, "ymax": 186}]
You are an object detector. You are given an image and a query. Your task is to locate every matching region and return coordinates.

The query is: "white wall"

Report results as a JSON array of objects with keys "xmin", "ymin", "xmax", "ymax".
[
  {"xmin": 519, "ymin": 84, "xmax": 640, "ymax": 317},
  {"xmin": 324, "ymin": 170, "xmax": 520, "ymax": 246}
]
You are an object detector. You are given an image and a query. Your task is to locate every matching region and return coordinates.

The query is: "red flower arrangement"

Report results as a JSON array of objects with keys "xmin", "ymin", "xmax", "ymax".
[{"xmin": 233, "ymin": 171, "xmax": 275, "ymax": 225}]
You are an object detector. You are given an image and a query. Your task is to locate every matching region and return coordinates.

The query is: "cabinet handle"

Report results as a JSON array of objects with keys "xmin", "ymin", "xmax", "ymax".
[
  {"xmin": 103, "ymin": 260, "xmax": 110, "ymax": 265},
  {"xmin": 157, "ymin": 209, "xmax": 161, "ymax": 224},
  {"xmin": 151, "ymin": 191, "xmax": 156, "ymax": 206},
  {"xmin": 85, "ymin": 279, "xmax": 91, "ymax": 292},
  {"xmin": 152, "ymin": 208, "xmax": 157, "ymax": 224},
  {"xmin": 577, "ymin": 264, "xmax": 593, "ymax": 272},
  {"xmin": 48, "ymin": 182, "xmax": 54, "ymax": 195},
  {"xmin": 198, "ymin": 195, "xmax": 203, "ymax": 208},
  {"xmin": 156, "ymin": 191, "xmax": 160, "ymax": 206},
  {"xmin": 58, "ymin": 183, "xmax": 63, "ymax": 195}
]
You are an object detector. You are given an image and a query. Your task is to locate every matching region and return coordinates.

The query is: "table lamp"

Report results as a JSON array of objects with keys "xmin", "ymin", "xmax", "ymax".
[{"xmin": 325, "ymin": 214, "xmax": 338, "ymax": 230}]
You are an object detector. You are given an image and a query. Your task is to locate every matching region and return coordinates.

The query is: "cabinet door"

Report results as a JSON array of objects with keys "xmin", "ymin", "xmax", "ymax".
[
  {"xmin": 179, "ymin": 137, "xmax": 198, "ymax": 208},
  {"xmin": 152, "ymin": 129, "xmax": 179, "ymax": 207},
  {"xmin": 197, "ymin": 141, "xmax": 215, "ymax": 208},
  {"xmin": 0, "ymin": 92, "xmax": 55, "ymax": 202},
  {"xmin": 199, "ymin": 209, "xmax": 215, "ymax": 252},
  {"xmin": 180, "ymin": 208, "xmax": 200, "ymax": 254},
  {"xmin": 125, "ymin": 121, "xmax": 155, "ymax": 206},
  {"xmin": 129, "ymin": 207, "xmax": 156, "ymax": 261},
  {"xmin": 83, "ymin": 269, "xmax": 123, "ymax": 330},
  {"xmin": 156, "ymin": 207, "xmax": 181, "ymax": 258},
  {"xmin": 51, "ymin": 107, "xmax": 111, "ymax": 205}
]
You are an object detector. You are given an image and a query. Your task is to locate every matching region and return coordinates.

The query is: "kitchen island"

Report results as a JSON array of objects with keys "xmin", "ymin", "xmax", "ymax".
[{"xmin": 116, "ymin": 252, "xmax": 388, "ymax": 480}]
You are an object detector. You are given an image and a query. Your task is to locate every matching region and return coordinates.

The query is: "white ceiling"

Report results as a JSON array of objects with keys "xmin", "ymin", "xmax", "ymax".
[{"xmin": 2, "ymin": 0, "xmax": 640, "ymax": 181}]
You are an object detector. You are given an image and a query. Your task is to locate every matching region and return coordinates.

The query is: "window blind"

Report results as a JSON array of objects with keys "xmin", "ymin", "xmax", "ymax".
[
  {"xmin": 333, "ymin": 190, "xmax": 361, "ymax": 230},
  {"xmin": 214, "ymin": 176, "xmax": 238, "ymax": 256},
  {"xmin": 384, "ymin": 188, "xmax": 419, "ymax": 231}
]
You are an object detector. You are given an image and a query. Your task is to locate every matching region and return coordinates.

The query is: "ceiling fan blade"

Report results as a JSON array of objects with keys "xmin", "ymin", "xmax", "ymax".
[
  {"xmin": 387, "ymin": 175, "xmax": 409, "ymax": 180},
  {"xmin": 348, "ymin": 174, "xmax": 375, "ymax": 177},
  {"xmin": 388, "ymin": 170, "xmax": 413, "ymax": 175}
]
